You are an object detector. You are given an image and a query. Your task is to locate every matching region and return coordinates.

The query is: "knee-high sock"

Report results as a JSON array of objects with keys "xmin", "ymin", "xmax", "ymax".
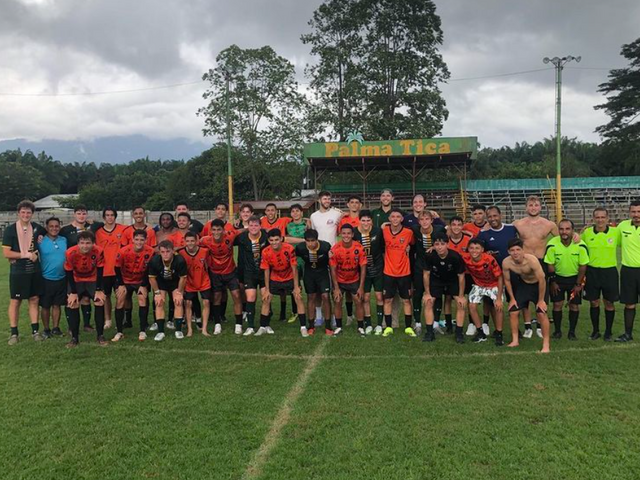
[
  {"xmin": 590, "ymin": 306, "xmax": 600, "ymax": 333},
  {"xmin": 175, "ymin": 317, "xmax": 183, "ymax": 332},
  {"xmin": 81, "ymin": 304, "xmax": 92, "ymax": 327},
  {"xmin": 68, "ymin": 308, "xmax": 80, "ymax": 341},
  {"xmin": 212, "ymin": 305, "xmax": 222, "ymax": 325},
  {"xmin": 624, "ymin": 308, "xmax": 635, "ymax": 336},
  {"xmin": 299, "ymin": 313, "xmax": 307, "ymax": 328},
  {"xmin": 376, "ymin": 305, "xmax": 384, "ymax": 327},
  {"xmin": 346, "ymin": 301, "xmax": 353, "ymax": 317},
  {"xmin": 139, "ymin": 306, "xmax": 149, "ymax": 332},
  {"xmin": 246, "ymin": 302, "xmax": 256, "ymax": 329},
  {"xmin": 280, "ymin": 297, "xmax": 287, "ymax": 320},
  {"xmin": 115, "ymin": 308, "xmax": 125, "ymax": 333},
  {"xmin": 124, "ymin": 308, "xmax": 133, "ymax": 325},
  {"xmin": 94, "ymin": 305, "xmax": 105, "ymax": 337},
  {"xmin": 220, "ymin": 300, "xmax": 228, "ymax": 320},
  {"xmin": 568, "ymin": 310, "xmax": 579, "ymax": 335},
  {"xmin": 434, "ymin": 298, "xmax": 442, "ymax": 323},
  {"xmin": 405, "ymin": 313, "xmax": 413, "ymax": 329},
  {"xmin": 412, "ymin": 295, "xmax": 422, "ymax": 320},
  {"xmin": 552, "ymin": 310, "xmax": 562, "ymax": 332},
  {"xmin": 605, "ymin": 309, "xmax": 615, "ymax": 335}
]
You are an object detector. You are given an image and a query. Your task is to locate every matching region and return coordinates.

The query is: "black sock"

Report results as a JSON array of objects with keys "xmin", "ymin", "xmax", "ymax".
[
  {"xmin": 524, "ymin": 322, "xmax": 532, "ymax": 331},
  {"xmin": 605, "ymin": 309, "xmax": 615, "ymax": 335},
  {"xmin": 299, "ymin": 313, "xmax": 307, "ymax": 328},
  {"xmin": 434, "ymin": 298, "xmax": 442, "ymax": 322},
  {"xmin": 483, "ymin": 315, "xmax": 490, "ymax": 325},
  {"xmin": 364, "ymin": 316, "xmax": 372, "ymax": 327},
  {"xmin": 552, "ymin": 310, "xmax": 562, "ymax": 332},
  {"xmin": 242, "ymin": 302, "xmax": 247, "ymax": 313},
  {"xmin": 30, "ymin": 322, "xmax": 39, "ymax": 334},
  {"xmin": 376, "ymin": 306, "xmax": 384, "ymax": 326},
  {"xmin": 10, "ymin": 326, "xmax": 18, "ymax": 336},
  {"xmin": 81, "ymin": 304, "xmax": 92, "ymax": 327},
  {"xmin": 175, "ymin": 317, "xmax": 183, "ymax": 332},
  {"xmin": 139, "ymin": 306, "xmax": 149, "ymax": 332},
  {"xmin": 125, "ymin": 308, "xmax": 133, "ymax": 325},
  {"xmin": 213, "ymin": 305, "xmax": 222, "ymax": 325},
  {"xmin": 405, "ymin": 314, "xmax": 413, "ymax": 329},
  {"xmin": 445, "ymin": 313, "xmax": 452, "ymax": 326},
  {"xmin": 426, "ymin": 324, "xmax": 434, "ymax": 334},
  {"xmin": 346, "ymin": 301, "xmax": 353, "ymax": 317},
  {"xmin": 260, "ymin": 314, "xmax": 269, "ymax": 327},
  {"xmin": 235, "ymin": 314, "xmax": 243, "ymax": 325},
  {"xmin": 356, "ymin": 320, "xmax": 364, "ymax": 329},
  {"xmin": 220, "ymin": 300, "xmax": 228, "ymax": 320},
  {"xmin": 568, "ymin": 310, "xmax": 579, "ymax": 335},
  {"xmin": 290, "ymin": 294, "xmax": 296, "ymax": 316},
  {"xmin": 280, "ymin": 298, "xmax": 287, "ymax": 320},
  {"xmin": 115, "ymin": 308, "xmax": 124, "ymax": 333},
  {"xmin": 412, "ymin": 295, "xmax": 422, "ymax": 320},
  {"xmin": 247, "ymin": 302, "xmax": 256, "ymax": 329},
  {"xmin": 624, "ymin": 308, "xmax": 635, "ymax": 336},
  {"xmin": 68, "ymin": 308, "xmax": 80, "ymax": 341},
  {"xmin": 384, "ymin": 314, "xmax": 392, "ymax": 329},
  {"xmin": 590, "ymin": 306, "xmax": 600, "ymax": 333},
  {"xmin": 455, "ymin": 325, "xmax": 463, "ymax": 336},
  {"xmin": 168, "ymin": 300, "xmax": 175, "ymax": 322},
  {"xmin": 157, "ymin": 319, "xmax": 165, "ymax": 333},
  {"xmin": 335, "ymin": 317, "xmax": 343, "ymax": 328},
  {"xmin": 95, "ymin": 306, "xmax": 105, "ymax": 337}
]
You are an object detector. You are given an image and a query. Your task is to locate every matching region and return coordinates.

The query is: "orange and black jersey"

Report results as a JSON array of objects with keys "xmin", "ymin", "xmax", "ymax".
[
  {"xmin": 382, "ymin": 226, "xmax": 415, "ymax": 277},
  {"xmin": 329, "ymin": 241, "xmax": 367, "ymax": 284},
  {"xmin": 338, "ymin": 215, "xmax": 361, "ymax": 231},
  {"xmin": 423, "ymin": 250, "xmax": 465, "ymax": 284},
  {"xmin": 202, "ymin": 220, "xmax": 237, "ymax": 238},
  {"xmin": 463, "ymin": 222, "xmax": 486, "ymax": 237},
  {"xmin": 462, "ymin": 252, "xmax": 502, "ymax": 288},
  {"xmin": 295, "ymin": 240, "xmax": 331, "ymax": 272},
  {"xmin": 261, "ymin": 243, "xmax": 297, "ymax": 282},
  {"xmin": 234, "ymin": 230, "xmax": 269, "ymax": 276},
  {"xmin": 93, "ymin": 223, "xmax": 127, "ymax": 276},
  {"xmin": 64, "ymin": 245, "xmax": 105, "ymax": 283},
  {"xmin": 179, "ymin": 246, "xmax": 211, "ymax": 292},
  {"xmin": 353, "ymin": 227, "xmax": 384, "ymax": 277},
  {"xmin": 148, "ymin": 254, "xmax": 188, "ymax": 284},
  {"xmin": 115, "ymin": 244, "xmax": 155, "ymax": 285},
  {"xmin": 448, "ymin": 233, "xmax": 472, "ymax": 255},
  {"xmin": 121, "ymin": 225, "xmax": 157, "ymax": 248},
  {"xmin": 200, "ymin": 232, "xmax": 237, "ymax": 275},
  {"xmin": 260, "ymin": 217, "xmax": 291, "ymax": 234}
]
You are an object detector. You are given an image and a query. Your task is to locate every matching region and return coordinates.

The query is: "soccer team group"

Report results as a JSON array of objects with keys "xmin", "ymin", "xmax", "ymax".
[{"xmin": 4, "ymin": 189, "xmax": 640, "ymax": 353}]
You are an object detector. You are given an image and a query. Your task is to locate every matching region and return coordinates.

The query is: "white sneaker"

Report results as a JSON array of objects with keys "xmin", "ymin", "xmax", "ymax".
[
  {"xmin": 482, "ymin": 324, "xmax": 490, "ymax": 336},
  {"xmin": 434, "ymin": 323, "xmax": 445, "ymax": 335},
  {"xmin": 175, "ymin": 331, "xmax": 184, "ymax": 339},
  {"xmin": 149, "ymin": 323, "xmax": 158, "ymax": 331},
  {"xmin": 154, "ymin": 332, "xmax": 165, "ymax": 342},
  {"xmin": 300, "ymin": 327, "xmax": 309, "ymax": 338},
  {"xmin": 265, "ymin": 326, "xmax": 275, "ymax": 335},
  {"xmin": 333, "ymin": 327, "xmax": 343, "ymax": 336},
  {"xmin": 357, "ymin": 327, "xmax": 365, "ymax": 337},
  {"xmin": 254, "ymin": 327, "xmax": 267, "ymax": 336},
  {"xmin": 166, "ymin": 321, "xmax": 175, "ymax": 330},
  {"xmin": 194, "ymin": 317, "xmax": 201, "ymax": 324},
  {"xmin": 523, "ymin": 328, "xmax": 533, "ymax": 339},
  {"xmin": 214, "ymin": 324, "xmax": 222, "ymax": 335},
  {"xmin": 235, "ymin": 324, "xmax": 243, "ymax": 335},
  {"xmin": 365, "ymin": 326, "xmax": 373, "ymax": 335},
  {"xmin": 465, "ymin": 324, "xmax": 477, "ymax": 336},
  {"xmin": 138, "ymin": 332, "xmax": 146, "ymax": 342},
  {"xmin": 374, "ymin": 325, "xmax": 383, "ymax": 336},
  {"xmin": 346, "ymin": 315, "xmax": 354, "ymax": 326},
  {"xmin": 111, "ymin": 332, "xmax": 124, "ymax": 343},
  {"xmin": 536, "ymin": 328, "xmax": 543, "ymax": 338},
  {"xmin": 243, "ymin": 327, "xmax": 255, "ymax": 336}
]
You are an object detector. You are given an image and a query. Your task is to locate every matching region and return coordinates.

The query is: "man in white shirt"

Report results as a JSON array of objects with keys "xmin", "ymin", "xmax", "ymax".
[{"xmin": 310, "ymin": 191, "xmax": 343, "ymax": 246}]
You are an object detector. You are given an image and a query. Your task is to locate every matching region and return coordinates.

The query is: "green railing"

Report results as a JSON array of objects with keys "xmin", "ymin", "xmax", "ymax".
[
  {"xmin": 467, "ymin": 177, "xmax": 640, "ymax": 191},
  {"xmin": 324, "ymin": 181, "xmax": 458, "ymax": 193}
]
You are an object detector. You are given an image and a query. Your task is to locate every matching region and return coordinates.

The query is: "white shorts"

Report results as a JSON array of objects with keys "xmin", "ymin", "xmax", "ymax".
[{"xmin": 468, "ymin": 285, "xmax": 500, "ymax": 304}]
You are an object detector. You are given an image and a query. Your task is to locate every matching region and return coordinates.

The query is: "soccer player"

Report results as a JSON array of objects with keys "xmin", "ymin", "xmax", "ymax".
[
  {"xmin": 156, "ymin": 212, "xmax": 182, "ymax": 247},
  {"xmin": 371, "ymin": 188, "xmax": 395, "ymax": 228},
  {"xmin": 259, "ymin": 229, "xmax": 309, "ymax": 336},
  {"xmin": 175, "ymin": 201, "xmax": 204, "ymax": 235},
  {"xmin": 63, "ymin": 231, "xmax": 107, "ymax": 348},
  {"xmin": 122, "ymin": 206, "xmax": 157, "ymax": 248},
  {"xmin": 502, "ymin": 239, "xmax": 551, "ymax": 353},
  {"xmin": 447, "ymin": 216, "xmax": 472, "ymax": 255},
  {"xmin": 235, "ymin": 203, "xmax": 255, "ymax": 321},
  {"xmin": 93, "ymin": 207, "xmax": 127, "ymax": 329},
  {"xmin": 285, "ymin": 204, "xmax": 309, "ymax": 245},
  {"xmin": 329, "ymin": 224, "xmax": 367, "ymax": 336},
  {"xmin": 261, "ymin": 203, "xmax": 291, "ymax": 233},
  {"xmin": 354, "ymin": 210, "xmax": 385, "ymax": 334},
  {"xmin": 295, "ymin": 229, "xmax": 332, "ymax": 335},
  {"xmin": 544, "ymin": 219, "xmax": 589, "ymax": 340},
  {"xmin": 421, "ymin": 234, "xmax": 467, "ymax": 344},
  {"xmin": 236, "ymin": 203, "xmax": 255, "ymax": 230},
  {"xmin": 200, "ymin": 219, "xmax": 244, "ymax": 335},
  {"xmin": 310, "ymin": 191, "xmax": 342, "ymax": 246},
  {"xmin": 113, "ymin": 229, "xmax": 155, "ymax": 342},
  {"xmin": 403, "ymin": 194, "xmax": 445, "ymax": 229},
  {"xmin": 478, "ymin": 206, "xmax": 519, "ymax": 266},
  {"xmin": 38, "ymin": 217, "xmax": 67, "ymax": 339},
  {"xmin": 463, "ymin": 238, "xmax": 504, "ymax": 346},
  {"xmin": 614, "ymin": 201, "xmax": 640, "ymax": 342},
  {"xmin": 149, "ymin": 240, "xmax": 188, "ymax": 340},
  {"xmin": 382, "ymin": 209, "xmax": 416, "ymax": 337},
  {"xmin": 581, "ymin": 208, "xmax": 620, "ymax": 340},
  {"xmin": 202, "ymin": 202, "xmax": 237, "ymax": 237},
  {"xmin": 463, "ymin": 204, "xmax": 488, "ymax": 237},
  {"xmin": 234, "ymin": 216, "xmax": 269, "ymax": 335},
  {"xmin": 3, "ymin": 200, "xmax": 46, "ymax": 345},
  {"xmin": 174, "ymin": 212, "xmax": 193, "ymax": 248},
  {"xmin": 338, "ymin": 195, "xmax": 363, "ymax": 231},
  {"xmin": 179, "ymin": 232, "xmax": 211, "ymax": 337}
]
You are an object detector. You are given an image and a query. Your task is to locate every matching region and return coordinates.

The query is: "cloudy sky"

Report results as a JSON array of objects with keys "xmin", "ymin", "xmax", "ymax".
[{"xmin": 0, "ymin": 0, "xmax": 638, "ymax": 152}]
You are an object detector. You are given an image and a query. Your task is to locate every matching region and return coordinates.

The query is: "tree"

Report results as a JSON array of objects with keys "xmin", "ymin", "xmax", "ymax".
[
  {"xmin": 0, "ymin": 160, "xmax": 56, "ymax": 210},
  {"xmin": 198, "ymin": 45, "xmax": 310, "ymax": 201}
]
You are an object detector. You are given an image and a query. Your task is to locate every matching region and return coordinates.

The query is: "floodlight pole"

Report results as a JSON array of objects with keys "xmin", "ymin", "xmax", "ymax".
[
  {"xmin": 225, "ymin": 70, "xmax": 234, "ymax": 220},
  {"xmin": 543, "ymin": 55, "xmax": 581, "ymax": 222}
]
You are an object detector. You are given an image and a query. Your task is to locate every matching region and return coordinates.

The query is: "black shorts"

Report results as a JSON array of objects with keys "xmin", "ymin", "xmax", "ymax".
[
  {"xmin": 338, "ymin": 281, "xmax": 360, "ymax": 295},
  {"xmin": 9, "ymin": 272, "xmax": 43, "ymax": 300},
  {"xmin": 39, "ymin": 278, "xmax": 67, "ymax": 308},
  {"xmin": 71, "ymin": 281, "xmax": 97, "ymax": 300},
  {"xmin": 244, "ymin": 271, "xmax": 265, "ymax": 290},
  {"xmin": 125, "ymin": 284, "xmax": 146, "ymax": 295},
  {"xmin": 430, "ymin": 280, "xmax": 460, "ymax": 298},
  {"xmin": 364, "ymin": 275, "xmax": 383, "ymax": 293},
  {"xmin": 237, "ymin": 266, "xmax": 245, "ymax": 283},
  {"xmin": 184, "ymin": 290, "xmax": 212, "ymax": 301},
  {"xmin": 510, "ymin": 275, "xmax": 545, "ymax": 312},
  {"xmin": 412, "ymin": 271, "xmax": 424, "ymax": 294},
  {"xmin": 304, "ymin": 271, "xmax": 330, "ymax": 295},
  {"xmin": 464, "ymin": 274, "xmax": 473, "ymax": 295},
  {"xmin": 550, "ymin": 275, "xmax": 582, "ymax": 305},
  {"xmin": 270, "ymin": 279, "xmax": 294, "ymax": 295},
  {"xmin": 383, "ymin": 274, "xmax": 412, "ymax": 300},
  {"xmin": 538, "ymin": 258, "xmax": 550, "ymax": 302},
  {"xmin": 211, "ymin": 270, "xmax": 240, "ymax": 292},
  {"xmin": 620, "ymin": 266, "xmax": 640, "ymax": 305},
  {"xmin": 584, "ymin": 266, "xmax": 619, "ymax": 302},
  {"xmin": 103, "ymin": 276, "xmax": 117, "ymax": 295}
]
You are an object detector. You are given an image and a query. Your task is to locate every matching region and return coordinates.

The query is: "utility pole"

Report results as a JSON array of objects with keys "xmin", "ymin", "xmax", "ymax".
[
  {"xmin": 543, "ymin": 55, "xmax": 581, "ymax": 222},
  {"xmin": 225, "ymin": 70, "xmax": 234, "ymax": 220}
]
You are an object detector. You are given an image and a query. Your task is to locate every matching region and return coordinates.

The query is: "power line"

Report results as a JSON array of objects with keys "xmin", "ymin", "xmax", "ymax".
[{"xmin": 447, "ymin": 67, "xmax": 553, "ymax": 82}]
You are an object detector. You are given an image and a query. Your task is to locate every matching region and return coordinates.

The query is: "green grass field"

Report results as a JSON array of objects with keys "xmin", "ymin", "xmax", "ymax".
[{"xmin": 1, "ymin": 259, "xmax": 640, "ymax": 480}]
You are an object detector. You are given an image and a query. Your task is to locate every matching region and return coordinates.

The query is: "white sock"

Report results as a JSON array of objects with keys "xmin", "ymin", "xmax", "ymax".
[{"xmin": 315, "ymin": 307, "xmax": 323, "ymax": 319}]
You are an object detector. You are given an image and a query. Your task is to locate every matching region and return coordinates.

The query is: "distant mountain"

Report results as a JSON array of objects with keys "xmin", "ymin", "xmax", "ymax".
[{"xmin": 0, "ymin": 135, "xmax": 211, "ymax": 164}]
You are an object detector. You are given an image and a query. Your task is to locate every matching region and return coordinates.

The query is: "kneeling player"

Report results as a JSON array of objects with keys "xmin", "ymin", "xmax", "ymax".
[
  {"xmin": 63, "ymin": 231, "xmax": 107, "ymax": 348},
  {"xmin": 179, "ymin": 232, "xmax": 211, "ymax": 337},
  {"xmin": 503, "ymin": 239, "xmax": 551, "ymax": 353},
  {"xmin": 149, "ymin": 240, "xmax": 188, "ymax": 341},
  {"xmin": 258, "ymin": 229, "xmax": 309, "ymax": 336},
  {"xmin": 462, "ymin": 238, "xmax": 504, "ymax": 346}
]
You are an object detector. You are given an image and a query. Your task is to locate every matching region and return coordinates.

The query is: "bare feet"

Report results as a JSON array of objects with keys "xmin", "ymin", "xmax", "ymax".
[
  {"xmin": 539, "ymin": 347, "xmax": 550, "ymax": 354},
  {"xmin": 507, "ymin": 341, "xmax": 519, "ymax": 348}
]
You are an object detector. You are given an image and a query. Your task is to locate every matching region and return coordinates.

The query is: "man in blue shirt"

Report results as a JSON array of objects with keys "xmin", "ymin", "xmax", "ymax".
[
  {"xmin": 38, "ymin": 217, "xmax": 68, "ymax": 338},
  {"xmin": 478, "ymin": 206, "xmax": 519, "ymax": 266}
]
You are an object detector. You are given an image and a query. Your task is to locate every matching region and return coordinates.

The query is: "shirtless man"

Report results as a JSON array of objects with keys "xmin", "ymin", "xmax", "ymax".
[{"xmin": 502, "ymin": 238, "xmax": 551, "ymax": 353}]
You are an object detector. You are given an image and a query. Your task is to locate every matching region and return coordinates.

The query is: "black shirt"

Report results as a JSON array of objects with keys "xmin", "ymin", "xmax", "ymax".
[
  {"xmin": 423, "ymin": 249, "xmax": 465, "ymax": 284},
  {"xmin": 353, "ymin": 227, "xmax": 385, "ymax": 277},
  {"xmin": 2, "ymin": 222, "xmax": 45, "ymax": 274},
  {"xmin": 295, "ymin": 240, "xmax": 331, "ymax": 272},
  {"xmin": 148, "ymin": 254, "xmax": 187, "ymax": 285},
  {"xmin": 234, "ymin": 230, "xmax": 269, "ymax": 276},
  {"xmin": 60, "ymin": 223, "xmax": 92, "ymax": 247}
]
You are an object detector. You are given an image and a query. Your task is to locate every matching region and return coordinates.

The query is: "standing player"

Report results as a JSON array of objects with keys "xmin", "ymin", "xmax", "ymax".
[
  {"xmin": 38, "ymin": 217, "xmax": 67, "ymax": 338},
  {"xmin": 447, "ymin": 216, "xmax": 472, "ymax": 254},
  {"xmin": 463, "ymin": 204, "xmax": 488, "ymax": 237},
  {"xmin": 382, "ymin": 209, "xmax": 416, "ymax": 337},
  {"xmin": 235, "ymin": 203, "xmax": 254, "ymax": 322},
  {"xmin": 544, "ymin": 219, "xmax": 589, "ymax": 340},
  {"xmin": 478, "ymin": 206, "xmax": 519, "ymax": 266},
  {"xmin": 202, "ymin": 202, "xmax": 237, "ymax": 237},
  {"xmin": 502, "ymin": 239, "xmax": 551, "ymax": 353},
  {"xmin": 371, "ymin": 188, "xmax": 395, "ymax": 228},
  {"xmin": 285, "ymin": 204, "xmax": 309, "ymax": 245},
  {"xmin": 329, "ymin": 224, "xmax": 367, "ymax": 336},
  {"xmin": 63, "ymin": 231, "xmax": 107, "ymax": 348},
  {"xmin": 614, "ymin": 201, "xmax": 640, "ymax": 342},
  {"xmin": 174, "ymin": 212, "xmax": 193, "ymax": 248},
  {"xmin": 122, "ymin": 206, "xmax": 157, "ymax": 248},
  {"xmin": 156, "ymin": 213, "xmax": 182, "ymax": 247},
  {"xmin": 581, "ymin": 208, "xmax": 620, "ymax": 340},
  {"xmin": 148, "ymin": 241, "xmax": 188, "ymax": 340},
  {"xmin": 179, "ymin": 232, "xmax": 211, "ymax": 337},
  {"xmin": 113, "ymin": 230, "xmax": 155, "ymax": 342},
  {"xmin": 174, "ymin": 201, "xmax": 204, "ymax": 235},
  {"xmin": 258, "ymin": 229, "xmax": 310, "ymax": 336},
  {"xmin": 260, "ymin": 203, "xmax": 291, "ymax": 233},
  {"xmin": 3, "ymin": 200, "xmax": 46, "ymax": 345},
  {"xmin": 295, "ymin": 229, "xmax": 332, "ymax": 335},
  {"xmin": 421, "ymin": 234, "xmax": 468, "ymax": 344},
  {"xmin": 338, "ymin": 195, "xmax": 363, "ymax": 231}
]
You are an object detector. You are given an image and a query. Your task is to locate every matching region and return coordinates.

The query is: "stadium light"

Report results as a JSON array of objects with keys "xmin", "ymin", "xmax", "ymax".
[{"xmin": 543, "ymin": 54, "xmax": 581, "ymax": 222}]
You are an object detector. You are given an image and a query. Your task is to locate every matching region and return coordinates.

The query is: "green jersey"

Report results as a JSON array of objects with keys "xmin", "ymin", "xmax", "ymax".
[
  {"xmin": 618, "ymin": 220, "xmax": 640, "ymax": 268},
  {"xmin": 353, "ymin": 227, "xmax": 384, "ymax": 277},
  {"xmin": 286, "ymin": 220, "xmax": 307, "ymax": 239},
  {"xmin": 544, "ymin": 236, "xmax": 589, "ymax": 277},
  {"xmin": 581, "ymin": 225, "xmax": 620, "ymax": 268},
  {"xmin": 371, "ymin": 207, "xmax": 392, "ymax": 229},
  {"xmin": 234, "ymin": 230, "xmax": 269, "ymax": 276}
]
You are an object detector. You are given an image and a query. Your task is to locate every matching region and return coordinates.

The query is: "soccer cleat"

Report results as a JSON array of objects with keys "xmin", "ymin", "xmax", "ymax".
[
  {"xmin": 288, "ymin": 314, "xmax": 298, "ymax": 324},
  {"xmin": 235, "ymin": 324, "xmax": 243, "ymax": 335},
  {"xmin": 308, "ymin": 328, "xmax": 315, "ymax": 336},
  {"xmin": 300, "ymin": 327, "xmax": 309, "ymax": 338},
  {"xmin": 254, "ymin": 327, "xmax": 267, "ymax": 336},
  {"xmin": 175, "ymin": 331, "xmax": 184, "ymax": 340},
  {"xmin": 456, "ymin": 333, "xmax": 465, "ymax": 344},
  {"xmin": 365, "ymin": 326, "xmax": 373, "ymax": 335},
  {"xmin": 333, "ymin": 327, "xmax": 343, "ymax": 336},
  {"xmin": 465, "ymin": 324, "xmax": 477, "ymax": 336},
  {"xmin": 567, "ymin": 332, "xmax": 577, "ymax": 341},
  {"xmin": 615, "ymin": 333, "xmax": 633, "ymax": 343},
  {"xmin": 589, "ymin": 332, "xmax": 601, "ymax": 341},
  {"xmin": 166, "ymin": 321, "xmax": 175, "ymax": 330},
  {"xmin": 472, "ymin": 331, "xmax": 487, "ymax": 343},
  {"xmin": 422, "ymin": 330, "xmax": 436, "ymax": 342},
  {"xmin": 523, "ymin": 328, "xmax": 533, "ymax": 339},
  {"xmin": 445, "ymin": 323, "xmax": 453, "ymax": 335},
  {"xmin": 97, "ymin": 335, "xmax": 109, "ymax": 346},
  {"xmin": 374, "ymin": 325, "xmax": 383, "ymax": 336},
  {"xmin": 433, "ymin": 323, "xmax": 445, "ymax": 335},
  {"xmin": 382, "ymin": 327, "xmax": 394, "ymax": 337},
  {"xmin": 482, "ymin": 324, "xmax": 490, "ymax": 336},
  {"xmin": 552, "ymin": 331, "xmax": 562, "ymax": 339},
  {"xmin": 83, "ymin": 325, "xmax": 95, "ymax": 333},
  {"xmin": 243, "ymin": 327, "xmax": 255, "ymax": 336},
  {"xmin": 536, "ymin": 328, "xmax": 543, "ymax": 338},
  {"xmin": 404, "ymin": 327, "xmax": 417, "ymax": 337},
  {"xmin": 65, "ymin": 339, "xmax": 78, "ymax": 349},
  {"xmin": 214, "ymin": 324, "xmax": 222, "ymax": 335},
  {"xmin": 111, "ymin": 332, "xmax": 124, "ymax": 343},
  {"xmin": 495, "ymin": 333, "xmax": 504, "ymax": 347},
  {"xmin": 7, "ymin": 335, "xmax": 18, "ymax": 346},
  {"xmin": 266, "ymin": 326, "xmax": 275, "ymax": 335},
  {"xmin": 154, "ymin": 332, "xmax": 165, "ymax": 342},
  {"xmin": 357, "ymin": 327, "xmax": 366, "ymax": 337},
  {"xmin": 138, "ymin": 332, "xmax": 147, "ymax": 342},
  {"xmin": 324, "ymin": 328, "xmax": 334, "ymax": 336},
  {"xmin": 42, "ymin": 330, "xmax": 52, "ymax": 340},
  {"xmin": 51, "ymin": 327, "xmax": 64, "ymax": 337},
  {"xmin": 603, "ymin": 332, "xmax": 612, "ymax": 341},
  {"xmin": 149, "ymin": 322, "xmax": 158, "ymax": 331},
  {"xmin": 32, "ymin": 332, "xmax": 44, "ymax": 342},
  {"xmin": 346, "ymin": 315, "xmax": 354, "ymax": 327}
]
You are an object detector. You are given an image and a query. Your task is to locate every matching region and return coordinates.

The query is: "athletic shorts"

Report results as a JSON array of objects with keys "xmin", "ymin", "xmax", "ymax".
[
  {"xmin": 364, "ymin": 275, "xmax": 383, "ymax": 293},
  {"xmin": 338, "ymin": 281, "xmax": 360, "ymax": 295},
  {"xmin": 70, "ymin": 281, "xmax": 97, "ymax": 300},
  {"xmin": 184, "ymin": 290, "xmax": 212, "ymax": 301},
  {"xmin": 303, "ymin": 271, "xmax": 330, "ymax": 295},
  {"xmin": 468, "ymin": 285, "xmax": 500, "ymax": 304},
  {"xmin": 538, "ymin": 258, "xmax": 550, "ymax": 302},
  {"xmin": 383, "ymin": 274, "xmax": 412, "ymax": 300},
  {"xmin": 243, "ymin": 271, "xmax": 265, "ymax": 290},
  {"xmin": 103, "ymin": 276, "xmax": 117, "ymax": 296},
  {"xmin": 39, "ymin": 278, "xmax": 67, "ymax": 308},
  {"xmin": 464, "ymin": 274, "xmax": 473, "ymax": 295},
  {"xmin": 620, "ymin": 266, "xmax": 640, "ymax": 305},
  {"xmin": 413, "ymin": 270, "xmax": 424, "ymax": 294},
  {"xmin": 509, "ymin": 275, "xmax": 545, "ymax": 312},
  {"xmin": 584, "ymin": 266, "xmax": 619, "ymax": 302},
  {"xmin": 210, "ymin": 270, "xmax": 240, "ymax": 292},
  {"xmin": 270, "ymin": 279, "xmax": 294, "ymax": 296},
  {"xmin": 237, "ymin": 266, "xmax": 245, "ymax": 283},
  {"xmin": 429, "ymin": 280, "xmax": 460, "ymax": 299},
  {"xmin": 550, "ymin": 275, "xmax": 582, "ymax": 305},
  {"xmin": 125, "ymin": 284, "xmax": 146, "ymax": 295},
  {"xmin": 9, "ymin": 272, "xmax": 43, "ymax": 300},
  {"xmin": 157, "ymin": 279, "xmax": 180, "ymax": 293}
]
